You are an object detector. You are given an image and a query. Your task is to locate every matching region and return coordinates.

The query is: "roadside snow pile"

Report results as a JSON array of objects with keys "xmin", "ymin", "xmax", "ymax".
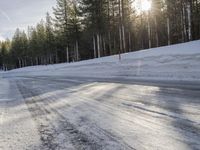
[{"xmin": 3, "ymin": 40, "xmax": 200, "ymax": 81}]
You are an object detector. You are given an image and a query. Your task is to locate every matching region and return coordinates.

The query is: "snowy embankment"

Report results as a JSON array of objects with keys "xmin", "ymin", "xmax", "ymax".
[{"xmin": 3, "ymin": 40, "xmax": 200, "ymax": 82}]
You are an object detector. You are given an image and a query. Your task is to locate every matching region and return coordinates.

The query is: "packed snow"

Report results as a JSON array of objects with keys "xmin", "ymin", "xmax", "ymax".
[
  {"xmin": 0, "ymin": 79, "xmax": 41, "ymax": 149},
  {"xmin": 2, "ymin": 75, "xmax": 198, "ymax": 150}
]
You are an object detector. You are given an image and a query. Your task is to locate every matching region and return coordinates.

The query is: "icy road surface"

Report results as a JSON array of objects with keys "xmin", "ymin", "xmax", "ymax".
[{"xmin": 0, "ymin": 76, "xmax": 200, "ymax": 150}]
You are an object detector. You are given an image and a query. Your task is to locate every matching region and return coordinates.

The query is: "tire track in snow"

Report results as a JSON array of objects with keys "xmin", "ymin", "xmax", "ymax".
[
  {"xmin": 16, "ymin": 80, "xmax": 134, "ymax": 150},
  {"xmin": 17, "ymin": 83, "xmax": 100, "ymax": 150},
  {"xmin": 15, "ymin": 77, "xmax": 200, "ymax": 150}
]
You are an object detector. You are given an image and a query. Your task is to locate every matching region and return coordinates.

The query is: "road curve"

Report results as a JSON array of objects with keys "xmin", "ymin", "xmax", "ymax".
[{"xmin": 1, "ymin": 76, "xmax": 200, "ymax": 150}]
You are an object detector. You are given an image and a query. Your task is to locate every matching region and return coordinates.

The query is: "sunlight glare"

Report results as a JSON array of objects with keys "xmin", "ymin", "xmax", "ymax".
[{"xmin": 133, "ymin": 0, "xmax": 152, "ymax": 14}]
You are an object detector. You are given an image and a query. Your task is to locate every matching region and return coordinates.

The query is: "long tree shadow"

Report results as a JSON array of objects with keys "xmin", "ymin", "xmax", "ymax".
[
  {"xmin": 82, "ymin": 82, "xmax": 200, "ymax": 149},
  {"xmin": 14, "ymin": 77, "xmax": 135, "ymax": 149},
  {"xmin": 153, "ymin": 87, "xmax": 200, "ymax": 150},
  {"xmin": 3, "ymin": 76, "xmax": 200, "ymax": 149}
]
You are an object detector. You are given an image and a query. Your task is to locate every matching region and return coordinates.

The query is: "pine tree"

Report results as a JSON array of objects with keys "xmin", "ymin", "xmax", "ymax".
[
  {"xmin": 0, "ymin": 40, "xmax": 11, "ymax": 70},
  {"xmin": 46, "ymin": 12, "xmax": 55, "ymax": 64},
  {"xmin": 36, "ymin": 20, "xmax": 47, "ymax": 65},
  {"xmin": 28, "ymin": 27, "xmax": 39, "ymax": 65},
  {"xmin": 81, "ymin": 0, "xmax": 108, "ymax": 58},
  {"xmin": 11, "ymin": 29, "xmax": 28, "ymax": 68},
  {"xmin": 68, "ymin": 0, "xmax": 82, "ymax": 61}
]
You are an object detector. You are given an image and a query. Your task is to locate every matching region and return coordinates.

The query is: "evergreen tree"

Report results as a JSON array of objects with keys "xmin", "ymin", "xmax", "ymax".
[
  {"xmin": 53, "ymin": 0, "xmax": 71, "ymax": 62},
  {"xmin": 0, "ymin": 40, "xmax": 11, "ymax": 70},
  {"xmin": 46, "ymin": 12, "xmax": 55, "ymax": 64},
  {"xmin": 11, "ymin": 29, "xmax": 28, "ymax": 68},
  {"xmin": 68, "ymin": 0, "xmax": 82, "ymax": 61}
]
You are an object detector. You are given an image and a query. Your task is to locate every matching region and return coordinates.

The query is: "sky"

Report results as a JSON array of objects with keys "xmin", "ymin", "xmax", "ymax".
[{"xmin": 0, "ymin": 0, "xmax": 56, "ymax": 41}]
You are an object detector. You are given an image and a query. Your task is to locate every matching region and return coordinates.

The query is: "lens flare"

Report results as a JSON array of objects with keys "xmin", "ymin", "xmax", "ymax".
[{"xmin": 133, "ymin": 0, "xmax": 152, "ymax": 14}]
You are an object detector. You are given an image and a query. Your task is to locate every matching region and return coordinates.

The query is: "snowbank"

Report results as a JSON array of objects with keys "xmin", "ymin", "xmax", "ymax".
[{"xmin": 3, "ymin": 40, "xmax": 200, "ymax": 82}]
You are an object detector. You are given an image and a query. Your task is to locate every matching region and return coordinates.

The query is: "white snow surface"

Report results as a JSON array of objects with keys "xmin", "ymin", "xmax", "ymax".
[
  {"xmin": 0, "ymin": 41, "xmax": 200, "ymax": 150},
  {"xmin": 0, "ymin": 79, "xmax": 41, "ymax": 149},
  {"xmin": 3, "ymin": 40, "xmax": 200, "ymax": 81}
]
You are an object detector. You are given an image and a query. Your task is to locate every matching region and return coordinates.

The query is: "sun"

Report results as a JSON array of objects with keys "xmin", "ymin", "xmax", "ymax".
[
  {"xmin": 141, "ymin": 0, "xmax": 151, "ymax": 11},
  {"xmin": 133, "ymin": 0, "xmax": 152, "ymax": 14}
]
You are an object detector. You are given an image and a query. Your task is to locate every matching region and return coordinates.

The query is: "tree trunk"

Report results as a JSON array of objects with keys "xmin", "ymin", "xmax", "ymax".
[
  {"xmin": 108, "ymin": 32, "xmax": 112, "ymax": 55},
  {"xmin": 154, "ymin": 16, "xmax": 159, "ymax": 47},
  {"xmin": 22, "ymin": 59, "xmax": 25, "ymax": 67},
  {"xmin": 113, "ymin": 37, "xmax": 116, "ymax": 53},
  {"xmin": 167, "ymin": 17, "xmax": 171, "ymax": 45},
  {"xmin": 56, "ymin": 51, "xmax": 59, "ymax": 63},
  {"xmin": 147, "ymin": 12, "xmax": 151, "ymax": 48},
  {"xmin": 24, "ymin": 58, "xmax": 27, "ymax": 67},
  {"xmin": 187, "ymin": 2, "xmax": 192, "ymax": 41},
  {"xmin": 119, "ymin": 0, "xmax": 123, "ymax": 54},
  {"xmin": 183, "ymin": 5, "xmax": 187, "ymax": 41},
  {"xmin": 73, "ymin": 44, "xmax": 76, "ymax": 61},
  {"xmin": 103, "ymin": 37, "xmax": 106, "ymax": 56},
  {"xmin": 3, "ymin": 64, "xmax": 5, "ymax": 71},
  {"xmin": 93, "ymin": 35, "xmax": 97, "ymax": 58},
  {"xmin": 118, "ymin": 26, "xmax": 122, "ymax": 61},
  {"xmin": 18, "ymin": 58, "xmax": 21, "ymax": 68},
  {"xmin": 122, "ymin": 24, "xmax": 126, "ymax": 52},
  {"xmin": 31, "ymin": 58, "xmax": 33, "ymax": 66},
  {"xmin": 119, "ymin": 26, "xmax": 122, "ymax": 54},
  {"xmin": 128, "ymin": 31, "xmax": 131, "ymax": 52},
  {"xmin": 140, "ymin": 13, "xmax": 144, "ymax": 49},
  {"xmin": 181, "ymin": 6, "xmax": 184, "ymax": 42},
  {"xmin": 97, "ymin": 33, "xmax": 101, "ymax": 58},
  {"xmin": 35, "ymin": 57, "xmax": 38, "ymax": 65},
  {"xmin": 76, "ymin": 40, "xmax": 79, "ymax": 61},
  {"xmin": 66, "ymin": 46, "xmax": 69, "ymax": 63},
  {"xmin": 99, "ymin": 34, "xmax": 103, "ymax": 56},
  {"xmin": 49, "ymin": 55, "xmax": 52, "ymax": 64},
  {"xmin": 121, "ymin": 0, "xmax": 126, "ymax": 52}
]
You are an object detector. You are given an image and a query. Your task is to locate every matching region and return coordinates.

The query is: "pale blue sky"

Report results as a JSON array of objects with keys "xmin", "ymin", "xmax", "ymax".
[{"xmin": 0, "ymin": 0, "xmax": 56, "ymax": 40}]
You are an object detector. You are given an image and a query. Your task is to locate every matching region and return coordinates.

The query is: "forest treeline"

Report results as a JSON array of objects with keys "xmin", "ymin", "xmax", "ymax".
[{"xmin": 0, "ymin": 0, "xmax": 200, "ymax": 70}]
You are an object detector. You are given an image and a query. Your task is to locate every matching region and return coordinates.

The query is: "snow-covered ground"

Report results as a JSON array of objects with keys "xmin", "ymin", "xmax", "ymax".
[
  {"xmin": 3, "ymin": 40, "xmax": 200, "ymax": 82},
  {"xmin": 0, "ymin": 41, "xmax": 200, "ymax": 150},
  {"xmin": 0, "ymin": 79, "xmax": 41, "ymax": 149},
  {"xmin": 3, "ymin": 76, "xmax": 198, "ymax": 150}
]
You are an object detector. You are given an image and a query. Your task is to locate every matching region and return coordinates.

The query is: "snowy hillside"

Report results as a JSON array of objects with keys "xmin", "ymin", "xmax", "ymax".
[{"xmin": 3, "ymin": 40, "xmax": 200, "ymax": 81}]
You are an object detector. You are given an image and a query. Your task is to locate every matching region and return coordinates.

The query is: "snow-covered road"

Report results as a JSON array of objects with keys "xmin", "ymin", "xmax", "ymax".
[
  {"xmin": 0, "ymin": 76, "xmax": 199, "ymax": 150},
  {"xmin": 0, "ymin": 78, "xmax": 41, "ymax": 150}
]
